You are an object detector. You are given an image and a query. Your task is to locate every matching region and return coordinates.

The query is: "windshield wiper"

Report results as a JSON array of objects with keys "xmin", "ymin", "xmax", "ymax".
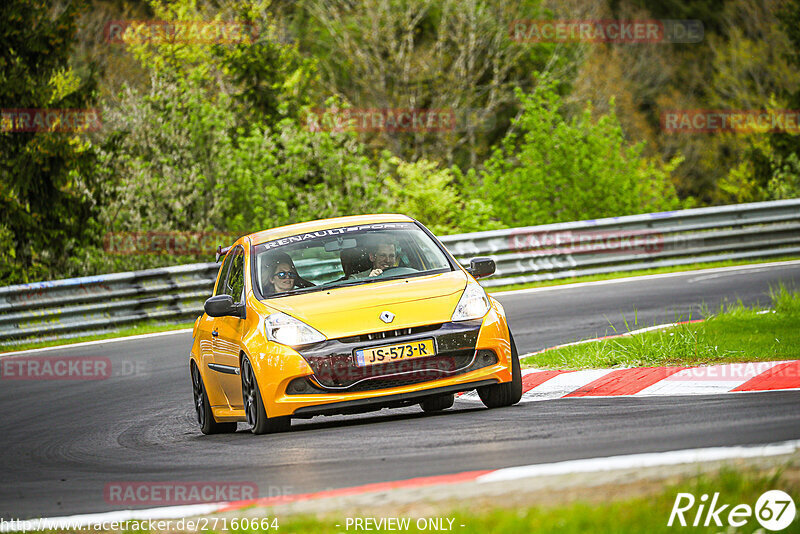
[
  {"xmin": 324, "ymin": 271, "xmax": 431, "ymax": 289},
  {"xmin": 323, "ymin": 278, "xmax": 369, "ymax": 289}
]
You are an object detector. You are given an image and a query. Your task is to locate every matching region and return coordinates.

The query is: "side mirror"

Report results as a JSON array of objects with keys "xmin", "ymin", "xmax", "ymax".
[
  {"xmin": 204, "ymin": 295, "xmax": 245, "ymax": 319},
  {"xmin": 466, "ymin": 257, "xmax": 496, "ymax": 279}
]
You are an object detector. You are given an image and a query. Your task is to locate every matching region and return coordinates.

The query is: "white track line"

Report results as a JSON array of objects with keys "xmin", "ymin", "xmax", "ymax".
[
  {"xmin": 7, "ymin": 440, "xmax": 799, "ymax": 530},
  {"xmin": 490, "ymin": 259, "xmax": 800, "ymax": 297},
  {"xmin": 519, "ymin": 319, "xmax": 703, "ymax": 359},
  {"xmin": 0, "ymin": 328, "xmax": 193, "ymax": 358},
  {"xmin": 477, "ymin": 440, "xmax": 800, "ymax": 483}
]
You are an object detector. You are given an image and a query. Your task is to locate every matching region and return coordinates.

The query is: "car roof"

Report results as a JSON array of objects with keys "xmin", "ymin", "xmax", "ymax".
[{"xmin": 248, "ymin": 214, "xmax": 415, "ymax": 246}]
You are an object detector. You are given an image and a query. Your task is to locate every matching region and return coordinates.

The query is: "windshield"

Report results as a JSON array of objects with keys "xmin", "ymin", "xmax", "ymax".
[{"xmin": 252, "ymin": 222, "xmax": 453, "ymax": 299}]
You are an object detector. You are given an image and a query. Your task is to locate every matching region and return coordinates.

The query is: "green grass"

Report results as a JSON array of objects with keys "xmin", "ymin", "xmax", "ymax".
[
  {"xmin": 430, "ymin": 467, "xmax": 800, "ymax": 534},
  {"xmin": 487, "ymin": 256, "xmax": 800, "ymax": 293},
  {"xmin": 0, "ymin": 320, "xmax": 196, "ymax": 354},
  {"xmin": 522, "ymin": 284, "xmax": 800, "ymax": 369},
  {"xmin": 21, "ymin": 465, "xmax": 795, "ymax": 534}
]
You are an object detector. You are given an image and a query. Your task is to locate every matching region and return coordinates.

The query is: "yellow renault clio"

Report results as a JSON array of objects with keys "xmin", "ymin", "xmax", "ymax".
[{"xmin": 189, "ymin": 214, "xmax": 522, "ymax": 434}]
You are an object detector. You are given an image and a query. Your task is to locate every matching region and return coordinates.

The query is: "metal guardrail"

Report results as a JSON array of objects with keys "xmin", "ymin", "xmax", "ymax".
[{"xmin": 1, "ymin": 199, "xmax": 799, "ymax": 344}]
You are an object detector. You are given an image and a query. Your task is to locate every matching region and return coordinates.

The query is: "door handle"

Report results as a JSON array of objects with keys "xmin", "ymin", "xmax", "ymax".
[{"xmin": 212, "ymin": 329, "xmax": 219, "ymax": 337}]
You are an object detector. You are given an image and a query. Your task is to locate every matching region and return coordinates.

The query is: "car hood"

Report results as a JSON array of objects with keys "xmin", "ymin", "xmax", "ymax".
[{"xmin": 261, "ymin": 270, "xmax": 468, "ymax": 339}]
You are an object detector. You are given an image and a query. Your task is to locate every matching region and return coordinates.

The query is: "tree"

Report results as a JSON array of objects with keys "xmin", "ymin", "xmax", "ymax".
[
  {"xmin": 766, "ymin": 0, "xmax": 800, "ymax": 199},
  {"xmin": 0, "ymin": 0, "xmax": 99, "ymax": 284},
  {"xmin": 477, "ymin": 78, "xmax": 682, "ymax": 227},
  {"xmin": 292, "ymin": 0, "xmax": 564, "ymax": 168},
  {"xmin": 382, "ymin": 157, "xmax": 498, "ymax": 235},
  {"xmin": 94, "ymin": 0, "xmax": 387, "ymax": 263}
]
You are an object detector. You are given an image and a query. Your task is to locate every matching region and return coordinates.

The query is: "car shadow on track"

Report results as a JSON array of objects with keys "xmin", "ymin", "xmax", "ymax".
[
  {"xmin": 287, "ymin": 404, "xmax": 489, "ymax": 433},
  {"xmin": 187, "ymin": 404, "xmax": 490, "ymax": 438},
  {"xmin": 184, "ymin": 402, "xmax": 514, "ymax": 440}
]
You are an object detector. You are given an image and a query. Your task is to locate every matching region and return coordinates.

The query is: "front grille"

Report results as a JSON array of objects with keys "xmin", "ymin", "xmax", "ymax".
[
  {"xmin": 344, "ymin": 351, "xmax": 474, "ymax": 392},
  {"xmin": 294, "ymin": 319, "xmax": 484, "ymax": 390},
  {"xmin": 337, "ymin": 324, "xmax": 442, "ymax": 344},
  {"xmin": 287, "ymin": 349, "xmax": 499, "ymax": 394},
  {"xmin": 345, "ymin": 373, "xmax": 441, "ymax": 392}
]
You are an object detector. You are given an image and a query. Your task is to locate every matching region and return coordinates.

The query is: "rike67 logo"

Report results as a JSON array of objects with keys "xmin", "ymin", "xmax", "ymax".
[{"xmin": 668, "ymin": 490, "xmax": 796, "ymax": 531}]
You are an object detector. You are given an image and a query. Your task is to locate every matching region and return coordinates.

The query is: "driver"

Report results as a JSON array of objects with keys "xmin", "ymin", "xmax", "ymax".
[{"xmin": 354, "ymin": 241, "xmax": 397, "ymax": 278}]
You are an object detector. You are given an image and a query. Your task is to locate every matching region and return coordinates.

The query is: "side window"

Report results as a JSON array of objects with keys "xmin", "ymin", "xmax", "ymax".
[
  {"xmin": 225, "ymin": 247, "xmax": 246, "ymax": 304},
  {"xmin": 213, "ymin": 251, "xmax": 235, "ymax": 296}
]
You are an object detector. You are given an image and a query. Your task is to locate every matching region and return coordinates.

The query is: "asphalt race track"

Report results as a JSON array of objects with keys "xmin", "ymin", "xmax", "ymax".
[{"xmin": 1, "ymin": 262, "xmax": 799, "ymax": 519}]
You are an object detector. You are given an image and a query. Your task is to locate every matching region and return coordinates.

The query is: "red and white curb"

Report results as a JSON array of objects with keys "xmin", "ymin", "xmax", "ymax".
[
  {"xmin": 459, "ymin": 318, "xmax": 799, "ymax": 403},
  {"xmin": 7, "ymin": 440, "xmax": 799, "ymax": 530},
  {"xmin": 458, "ymin": 360, "xmax": 800, "ymax": 403}
]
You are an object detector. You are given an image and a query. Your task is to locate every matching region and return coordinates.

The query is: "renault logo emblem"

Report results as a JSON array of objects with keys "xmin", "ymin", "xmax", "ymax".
[{"xmin": 380, "ymin": 311, "xmax": 395, "ymax": 323}]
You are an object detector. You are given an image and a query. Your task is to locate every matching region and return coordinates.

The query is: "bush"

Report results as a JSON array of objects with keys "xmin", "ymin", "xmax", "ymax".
[
  {"xmin": 476, "ymin": 78, "xmax": 683, "ymax": 227},
  {"xmin": 383, "ymin": 157, "xmax": 499, "ymax": 235}
]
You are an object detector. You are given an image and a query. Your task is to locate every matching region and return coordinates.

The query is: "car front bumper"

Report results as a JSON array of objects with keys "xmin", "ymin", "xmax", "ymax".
[{"xmin": 252, "ymin": 302, "xmax": 513, "ymax": 417}]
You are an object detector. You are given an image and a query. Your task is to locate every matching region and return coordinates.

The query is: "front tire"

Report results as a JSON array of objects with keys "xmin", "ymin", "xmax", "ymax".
[
  {"xmin": 241, "ymin": 355, "xmax": 291, "ymax": 435},
  {"xmin": 478, "ymin": 331, "xmax": 522, "ymax": 408},
  {"xmin": 420, "ymin": 393, "xmax": 455, "ymax": 413},
  {"xmin": 191, "ymin": 362, "xmax": 237, "ymax": 435}
]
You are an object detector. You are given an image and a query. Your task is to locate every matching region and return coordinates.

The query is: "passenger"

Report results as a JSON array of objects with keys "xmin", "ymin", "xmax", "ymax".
[
  {"xmin": 353, "ymin": 241, "xmax": 397, "ymax": 278},
  {"xmin": 267, "ymin": 261, "xmax": 297, "ymax": 294},
  {"xmin": 261, "ymin": 252, "xmax": 310, "ymax": 295}
]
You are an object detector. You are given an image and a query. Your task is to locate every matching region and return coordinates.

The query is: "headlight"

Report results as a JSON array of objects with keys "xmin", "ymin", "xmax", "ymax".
[
  {"xmin": 451, "ymin": 283, "xmax": 491, "ymax": 321},
  {"xmin": 264, "ymin": 312, "xmax": 326, "ymax": 346}
]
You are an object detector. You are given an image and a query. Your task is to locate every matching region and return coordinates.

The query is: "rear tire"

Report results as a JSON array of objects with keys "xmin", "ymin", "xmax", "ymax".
[
  {"xmin": 241, "ymin": 355, "xmax": 291, "ymax": 435},
  {"xmin": 191, "ymin": 362, "xmax": 237, "ymax": 435},
  {"xmin": 420, "ymin": 393, "xmax": 455, "ymax": 413},
  {"xmin": 478, "ymin": 331, "xmax": 522, "ymax": 409}
]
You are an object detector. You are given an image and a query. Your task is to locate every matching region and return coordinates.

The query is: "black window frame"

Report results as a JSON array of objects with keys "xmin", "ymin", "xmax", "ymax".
[{"xmin": 214, "ymin": 244, "xmax": 246, "ymax": 303}]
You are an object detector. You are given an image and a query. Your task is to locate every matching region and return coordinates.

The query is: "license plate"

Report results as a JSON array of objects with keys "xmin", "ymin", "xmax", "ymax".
[{"xmin": 354, "ymin": 339, "xmax": 436, "ymax": 367}]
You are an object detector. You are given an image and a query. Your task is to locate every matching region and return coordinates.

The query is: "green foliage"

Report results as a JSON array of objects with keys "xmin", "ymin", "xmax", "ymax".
[
  {"xmin": 220, "ymin": 120, "xmax": 386, "ymax": 234},
  {"xmin": 770, "ymin": 283, "xmax": 800, "ymax": 316},
  {"xmin": 718, "ymin": 133, "xmax": 800, "ymax": 204},
  {"xmin": 0, "ymin": 0, "xmax": 100, "ymax": 284},
  {"xmin": 219, "ymin": 2, "xmax": 316, "ymax": 127},
  {"xmin": 289, "ymin": 0, "xmax": 557, "ymax": 167},
  {"xmin": 700, "ymin": 1, "xmax": 800, "ymax": 203},
  {"xmin": 98, "ymin": 76, "xmax": 233, "ymax": 234},
  {"xmin": 383, "ymin": 158, "xmax": 499, "ymax": 235},
  {"xmin": 768, "ymin": 0, "xmax": 800, "ymax": 202},
  {"xmin": 94, "ymin": 0, "xmax": 387, "ymax": 268},
  {"xmin": 477, "ymin": 78, "xmax": 682, "ymax": 227}
]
